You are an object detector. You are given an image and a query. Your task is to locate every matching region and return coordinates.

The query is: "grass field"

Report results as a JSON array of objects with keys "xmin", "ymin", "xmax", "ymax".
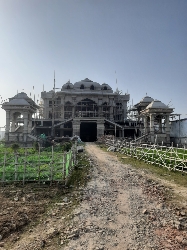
[{"xmin": 0, "ymin": 142, "xmax": 74, "ymax": 182}]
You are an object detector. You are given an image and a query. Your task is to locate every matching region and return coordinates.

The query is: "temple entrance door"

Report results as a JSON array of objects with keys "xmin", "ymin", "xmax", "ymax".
[{"xmin": 80, "ymin": 122, "xmax": 97, "ymax": 142}]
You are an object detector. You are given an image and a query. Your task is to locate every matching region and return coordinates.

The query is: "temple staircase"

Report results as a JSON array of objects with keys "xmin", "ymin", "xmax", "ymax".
[
  {"xmin": 104, "ymin": 119, "xmax": 123, "ymax": 129},
  {"xmin": 50, "ymin": 118, "xmax": 73, "ymax": 128}
]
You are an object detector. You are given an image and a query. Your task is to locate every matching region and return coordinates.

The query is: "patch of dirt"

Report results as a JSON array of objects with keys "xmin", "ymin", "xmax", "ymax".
[
  {"xmin": 0, "ymin": 183, "xmax": 74, "ymax": 249},
  {"xmin": 135, "ymin": 166, "xmax": 187, "ymax": 207}
]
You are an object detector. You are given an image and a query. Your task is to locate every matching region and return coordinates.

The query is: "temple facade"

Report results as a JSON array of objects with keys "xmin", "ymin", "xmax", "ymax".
[
  {"xmin": 1, "ymin": 78, "xmax": 176, "ymax": 146},
  {"xmin": 38, "ymin": 78, "xmax": 130, "ymax": 141}
]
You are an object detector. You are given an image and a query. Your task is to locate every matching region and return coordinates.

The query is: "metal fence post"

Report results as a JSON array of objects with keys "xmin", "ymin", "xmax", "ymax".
[
  {"xmin": 2, "ymin": 150, "xmax": 6, "ymax": 184},
  {"xmin": 23, "ymin": 148, "xmax": 27, "ymax": 185},
  {"xmin": 15, "ymin": 153, "xmax": 18, "ymax": 181}
]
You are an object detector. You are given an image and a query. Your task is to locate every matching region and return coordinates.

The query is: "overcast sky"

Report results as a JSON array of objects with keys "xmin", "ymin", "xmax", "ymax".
[{"xmin": 0, "ymin": 0, "xmax": 187, "ymax": 127}]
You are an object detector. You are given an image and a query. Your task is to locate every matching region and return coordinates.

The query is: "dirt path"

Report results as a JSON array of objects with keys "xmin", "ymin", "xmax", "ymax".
[
  {"xmin": 62, "ymin": 143, "xmax": 187, "ymax": 250},
  {"xmin": 1, "ymin": 143, "xmax": 187, "ymax": 249}
]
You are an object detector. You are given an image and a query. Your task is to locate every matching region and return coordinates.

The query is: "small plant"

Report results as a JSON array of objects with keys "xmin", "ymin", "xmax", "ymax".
[
  {"xmin": 66, "ymin": 152, "xmax": 90, "ymax": 188},
  {"xmin": 11, "ymin": 143, "xmax": 20, "ymax": 154},
  {"xmin": 62, "ymin": 142, "xmax": 72, "ymax": 152},
  {"xmin": 33, "ymin": 141, "xmax": 39, "ymax": 151}
]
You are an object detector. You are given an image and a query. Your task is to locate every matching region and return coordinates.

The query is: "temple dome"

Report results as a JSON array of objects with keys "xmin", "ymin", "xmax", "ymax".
[
  {"xmin": 146, "ymin": 99, "xmax": 168, "ymax": 109},
  {"xmin": 8, "ymin": 99, "xmax": 30, "ymax": 106},
  {"xmin": 62, "ymin": 81, "xmax": 74, "ymax": 90},
  {"xmin": 13, "ymin": 92, "xmax": 29, "ymax": 99},
  {"xmin": 74, "ymin": 78, "xmax": 101, "ymax": 89},
  {"xmin": 101, "ymin": 83, "xmax": 112, "ymax": 90},
  {"xmin": 140, "ymin": 96, "xmax": 154, "ymax": 103},
  {"xmin": 10, "ymin": 92, "xmax": 37, "ymax": 107}
]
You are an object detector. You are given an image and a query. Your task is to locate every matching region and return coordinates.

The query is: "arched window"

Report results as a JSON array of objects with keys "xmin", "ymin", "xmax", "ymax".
[
  {"xmin": 67, "ymin": 85, "xmax": 70, "ymax": 89},
  {"xmin": 76, "ymin": 98, "xmax": 98, "ymax": 117},
  {"xmin": 80, "ymin": 84, "xmax": 84, "ymax": 89},
  {"xmin": 103, "ymin": 86, "xmax": 107, "ymax": 90},
  {"xmin": 90, "ymin": 85, "xmax": 94, "ymax": 90}
]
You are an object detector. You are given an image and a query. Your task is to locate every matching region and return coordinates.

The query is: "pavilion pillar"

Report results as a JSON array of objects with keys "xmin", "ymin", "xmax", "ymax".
[
  {"xmin": 11, "ymin": 114, "xmax": 16, "ymax": 132},
  {"xmin": 150, "ymin": 114, "xmax": 155, "ymax": 143},
  {"xmin": 5, "ymin": 110, "xmax": 10, "ymax": 141},
  {"xmin": 165, "ymin": 114, "xmax": 170, "ymax": 144},
  {"xmin": 28, "ymin": 114, "xmax": 32, "ymax": 133},
  {"xmin": 159, "ymin": 116, "xmax": 162, "ymax": 133},
  {"xmin": 144, "ymin": 116, "xmax": 147, "ymax": 134},
  {"xmin": 23, "ymin": 112, "xmax": 28, "ymax": 142}
]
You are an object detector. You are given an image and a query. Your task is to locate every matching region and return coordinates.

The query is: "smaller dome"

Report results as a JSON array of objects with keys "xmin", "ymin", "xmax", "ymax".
[
  {"xmin": 8, "ymin": 99, "xmax": 30, "ymax": 106},
  {"xmin": 3, "ymin": 92, "xmax": 38, "ymax": 109},
  {"xmin": 140, "ymin": 96, "xmax": 154, "ymax": 103},
  {"xmin": 101, "ymin": 83, "xmax": 112, "ymax": 90},
  {"xmin": 146, "ymin": 100, "xmax": 168, "ymax": 109},
  {"xmin": 62, "ymin": 81, "xmax": 74, "ymax": 90},
  {"xmin": 11, "ymin": 92, "xmax": 37, "ymax": 107},
  {"xmin": 13, "ymin": 92, "xmax": 29, "ymax": 99}
]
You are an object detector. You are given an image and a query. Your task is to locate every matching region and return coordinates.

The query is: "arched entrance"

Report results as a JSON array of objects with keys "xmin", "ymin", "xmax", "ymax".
[{"xmin": 80, "ymin": 122, "xmax": 97, "ymax": 142}]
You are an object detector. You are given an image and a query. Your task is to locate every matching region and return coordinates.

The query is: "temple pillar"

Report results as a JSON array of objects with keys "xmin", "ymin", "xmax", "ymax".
[
  {"xmin": 11, "ymin": 113, "xmax": 16, "ymax": 132},
  {"xmin": 97, "ymin": 120, "xmax": 105, "ymax": 138},
  {"xmin": 150, "ymin": 114, "xmax": 155, "ymax": 143},
  {"xmin": 5, "ymin": 110, "xmax": 10, "ymax": 141},
  {"xmin": 122, "ymin": 129, "xmax": 124, "ymax": 138},
  {"xmin": 72, "ymin": 106, "xmax": 75, "ymax": 118},
  {"xmin": 28, "ymin": 114, "xmax": 32, "ymax": 133},
  {"xmin": 23, "ymin": 112, "xmax": 28, "ymax": 142},
  {"xmin": 159, "ymin": 116, "xmax": 162, "ymax": 133},
  {"xmin": 61, "ymin": 105, "xmax": 64, "ymax": 120},
  {"xmin": 72, "ymin": 120, "xmax": 80, "ymax": 136},
  {"xmin": 144, "ymin": 116, "xmax": 147, "ymax": 134},
  {"xmin": 98, "ymin": 106, "xmax": 102, "ymax": 117},
  {"xmin": 110, "ymin": 106, "xmax": 113, "ymax": 120},
  {"xmin": 165, "ymin": 114, "xmax": 170, "ymax": 143}
]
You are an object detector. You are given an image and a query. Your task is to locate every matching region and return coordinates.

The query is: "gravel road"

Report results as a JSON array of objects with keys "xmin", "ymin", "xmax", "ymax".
[{"xmin": 63, "ymin": 143, "xmax": 187, "ymax": 250}]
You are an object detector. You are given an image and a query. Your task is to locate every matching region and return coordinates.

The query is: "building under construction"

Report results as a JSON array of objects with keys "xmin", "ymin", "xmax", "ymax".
[
  {"xmin": 37, "ymin": 78, "xmax": 130, "ymax": 141},
  {"xmin": 2, "ymin": 78, "xmax": 176, "ymax": 146}
]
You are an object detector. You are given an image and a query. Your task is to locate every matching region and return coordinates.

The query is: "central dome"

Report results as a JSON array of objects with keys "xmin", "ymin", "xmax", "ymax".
[{"xmin": 74, "ymin": 78, "xmax": 101, "ymax": 89}]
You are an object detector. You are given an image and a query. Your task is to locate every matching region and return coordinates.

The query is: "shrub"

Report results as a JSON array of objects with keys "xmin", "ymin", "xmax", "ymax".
[{"xmin": 11, "ymin": 143, "xmax": 20, "ymax": 153}]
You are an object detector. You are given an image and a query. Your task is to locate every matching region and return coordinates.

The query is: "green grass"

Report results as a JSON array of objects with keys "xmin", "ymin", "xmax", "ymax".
[
  {"xmin": 0, "ymin": 143, "xmax": 74, "ymax": 182},
  {"xmin": 66, "ymin": 152, "xmax": 91, "ymax": 188},
  {"xmin": 119, "ymin": 145, "xmax": 187, "ymax": 172}
]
